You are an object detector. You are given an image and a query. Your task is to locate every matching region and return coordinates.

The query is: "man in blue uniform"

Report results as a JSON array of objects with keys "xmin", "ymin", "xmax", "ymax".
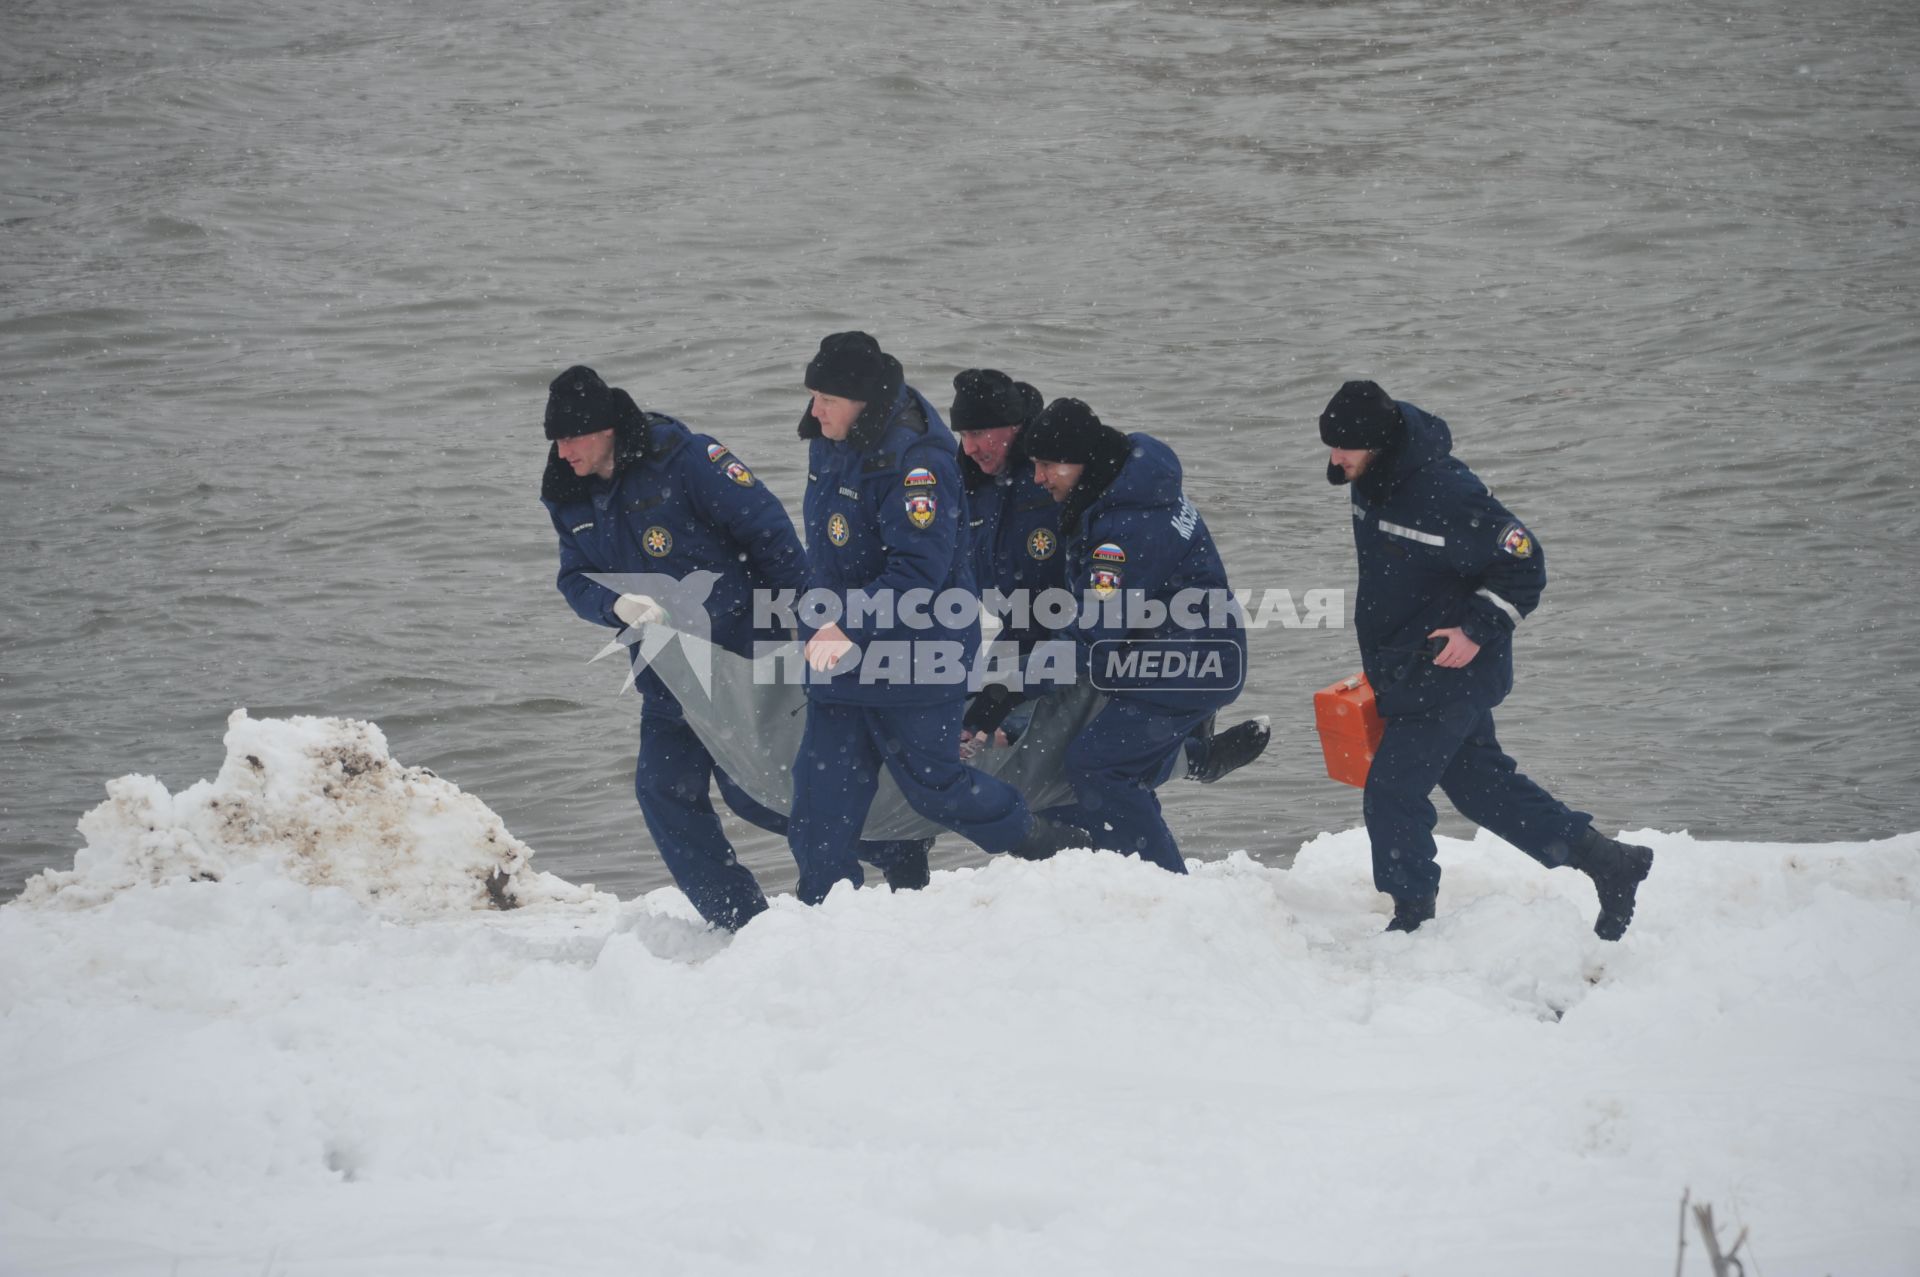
[
  {"xmin": 949, "ymin": 369, "xmax": 1270, "ymax": 782},
  {"xmin": 1321, "ymin": 379, "xmax": 1654, "ymax": 938},
  {"xmin": 788, "ymin": 334, "xmax": 1073, "ymax": 903},
  {"xmin": 947, "ymin": 368, "xmax": 1064, "ymax": 748},
  {"xmin": 540, "ymin": 365, "xmax": 926, "ymax": 929},
  {"xmin": 1016, "ymin": 398, "xmax": 1251, "ymax": 874}
]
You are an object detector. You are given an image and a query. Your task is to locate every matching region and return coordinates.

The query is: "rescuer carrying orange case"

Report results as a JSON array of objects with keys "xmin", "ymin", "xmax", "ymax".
[{"xmin": 1314, "ymin": 672, "xmax": 1385, "ymax": 787}]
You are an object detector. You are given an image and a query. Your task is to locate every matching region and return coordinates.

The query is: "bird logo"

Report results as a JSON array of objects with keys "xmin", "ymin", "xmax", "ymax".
[{"xmin": 581, "ymin": 569, "xmax": 721, "ymax": 699}]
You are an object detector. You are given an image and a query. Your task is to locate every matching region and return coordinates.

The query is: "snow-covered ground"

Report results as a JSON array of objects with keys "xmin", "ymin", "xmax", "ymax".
[{"xmin": 3, "ymin": 714, "xmax": 1915, "ymax": 1276}]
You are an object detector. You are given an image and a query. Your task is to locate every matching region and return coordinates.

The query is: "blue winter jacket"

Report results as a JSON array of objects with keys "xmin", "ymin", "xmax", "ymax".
[
  {"xmin": 800, "ymin": 385, "xmax": 981, "ymax": 706},
  {"xmin": 1347, "ymin": 401, "xmax": 1547, "ymax": 718},
  {"xmin": 1062, "ymin": 433, "xmax": 1246, "ymax": 712},
  {"xmin": 962, "ymin": 447, "xmax": 1067, "ymax": 655},
  {"xmin": 543, "ymin": 412, "xmax": 806, "ymax": 720}
]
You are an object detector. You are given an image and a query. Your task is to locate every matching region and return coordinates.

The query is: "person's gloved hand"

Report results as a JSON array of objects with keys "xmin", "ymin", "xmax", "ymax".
[
  {"xmin": 613, "ymin": 594, "xmax": 665, "ymax": 627},
  {"xmin": 962, "ymin": 683, "xmax": 1024, "ymax": 737}
]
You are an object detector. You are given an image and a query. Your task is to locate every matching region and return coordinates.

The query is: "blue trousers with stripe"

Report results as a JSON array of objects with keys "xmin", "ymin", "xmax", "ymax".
[{"xmin": 1362, "ymin": 698, "xmax": 1591, "ymax": 902}]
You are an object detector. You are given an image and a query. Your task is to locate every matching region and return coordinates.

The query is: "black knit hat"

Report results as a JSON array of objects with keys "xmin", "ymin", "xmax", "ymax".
[
  {"xmin": 805, "ymin": 331, "xmax": 892, "ymax": 403},
  {"xmin": 545, "ymin": 365, "xmax": 619, "ymax": 440},
  {"xmin": 1023, "ymin": 397, "xmax": 1126, "ymax": 464},
  {"xmin": 1318, "ymin": 380, "xmax": 1404, "ymax": 451},
  {"xmin": 951, "ymin": 368, "xmax": 1044, "ymax": 433}
]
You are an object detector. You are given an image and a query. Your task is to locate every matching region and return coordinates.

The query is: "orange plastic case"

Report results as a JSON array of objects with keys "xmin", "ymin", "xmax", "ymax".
[{"xmin": 1314, "ymin": 672, "xmax": 1385, "ymax": 788}]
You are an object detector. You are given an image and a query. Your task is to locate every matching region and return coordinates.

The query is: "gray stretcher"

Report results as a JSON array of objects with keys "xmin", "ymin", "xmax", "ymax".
[{"xmin": 638, "ymin": 626, "xmax": 1104, "ymax": 841}]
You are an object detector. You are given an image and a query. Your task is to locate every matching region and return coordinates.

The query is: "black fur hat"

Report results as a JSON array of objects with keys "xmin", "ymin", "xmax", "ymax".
[
  {"xmin": 951, "ymin": 368, "xmax": 1044, "ymax": 433},
  {"xmin": 545, "ymin": 365, "xmax": 620, "ymax": 440},
  {"xmin": 1318, "ymin": 380, "xmax": 1404, "ymax": 451},
  {"xmin": 805, "ymin": 332, "xmax": 893, "ymax": 403},
  {"xmin": 1023, "ymin": 397, "xmax": 1126, "ymax": 465}
]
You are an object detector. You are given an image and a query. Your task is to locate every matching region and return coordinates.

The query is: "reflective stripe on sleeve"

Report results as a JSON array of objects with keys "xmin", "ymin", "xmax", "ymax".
[
  {"xmin": 1351, "ymin": 502, "xmax": 1366, "ymax": 520},
  {"xmin": 1476, "ymin": 587, "xmax": 1522, "ymax": 625},
  {"xmin": 1379, "ymin": 519, "xmax": 1445, "ymax": 547}
]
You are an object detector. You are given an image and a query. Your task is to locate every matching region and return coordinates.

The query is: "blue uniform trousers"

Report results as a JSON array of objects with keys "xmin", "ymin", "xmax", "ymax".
[
  {"xmin": 637, "ymin": 715, "xmax": 927, "ymax": 928},
  {"xmin": 789, "ymin": 699, "xmax": 1034, "ymax": 905},
  {"xmin": 1045, "ymin": 699, "xmax": 1213, "ymax": 875},
  {"xmin": 1363, "ymin": 698, "xmax": 1591, "ymax": 902}
]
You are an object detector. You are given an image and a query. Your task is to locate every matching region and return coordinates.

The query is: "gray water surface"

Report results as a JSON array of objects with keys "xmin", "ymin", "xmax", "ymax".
[{"xmin": 4, "ymin": 0, "xmax": 1917, "ymax": 901}]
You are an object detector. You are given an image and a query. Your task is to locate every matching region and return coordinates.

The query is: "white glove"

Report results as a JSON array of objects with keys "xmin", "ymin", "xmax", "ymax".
[{"xmin": 613, "ymin": 593, "xmax": 665, "ymax": 627}]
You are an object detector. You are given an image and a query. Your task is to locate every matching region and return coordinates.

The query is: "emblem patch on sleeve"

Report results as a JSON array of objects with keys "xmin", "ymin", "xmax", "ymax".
[
  {"xmin": 643, "ymin": 526, "xmax": 673, "ymax": 557},
  {"xmin": 827, "ymin": 512, "xmax": 850, "ymax": 546},
  {"xmin": 706, "ymin": 443, "xmax": 729, "ymax": 462},
  {"xmin": 1092, "ymin": 542, "xmax": 1127, "ymax": 564},
  {"xmin": 724, "ymin": 461, "xmax": 756, "ymax": 487},
  {"xmin": 1027, "ymin": 528, "xmax": 1057, "ymax": 560},
  {"xmin": 905, "ymin": 491, "xmax": 937, "ymax": 529},
  {"xmin": 1499, "ymin": 522, "xmax": 1534, "ymax": 558},
  {"xmin": 904, "ymin": 467, "xmax": 937, "ymax": 487},
  {"xmin": 1090, "ymin": 567, "xmax": 1122, "ymax": 597}
]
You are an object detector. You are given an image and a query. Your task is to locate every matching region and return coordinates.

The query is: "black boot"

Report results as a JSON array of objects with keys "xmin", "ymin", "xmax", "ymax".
[
  {"xmin": 1007, "ymin": 817, "xmax": 1082, "ymax": 862},
  {"xmin": 1384, "ymin": 894, "xmax": 1436, "ymax": 933},
  {"xmin": 1569, "ymin": 826, "xmax": 1654, "ymax": 941},
  {"xmin": 881, "ymin": 839, "xmax": 934, "ymax": 891},
  {"xmin": 1191, "ymin": 716, "xmax": 1272, "ymax": 784}
]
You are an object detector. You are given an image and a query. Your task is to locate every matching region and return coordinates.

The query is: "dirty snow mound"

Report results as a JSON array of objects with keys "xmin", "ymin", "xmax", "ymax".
[{"xmin": 19, "ymin": 710, "xmax": 595, "ymax": 917}]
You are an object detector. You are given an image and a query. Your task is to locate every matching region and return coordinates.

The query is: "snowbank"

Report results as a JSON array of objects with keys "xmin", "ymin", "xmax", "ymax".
[
  {"xmin": 2, "ymin": 715, "xmax": 1916, "ymax": 1276},
  {"xmin": 17, "ymin": 709, "xmax": 596, "ymax": 917}
]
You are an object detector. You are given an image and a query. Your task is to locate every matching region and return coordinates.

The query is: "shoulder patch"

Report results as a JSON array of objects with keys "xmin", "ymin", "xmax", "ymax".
[
  {"xmin": 1090, "ymin": 567, "xmax": 1122, "ymax": 597},
  {"xmin": 904, "ymin": 466, "xmax": 937, "ymax": 487},
  {"xmin": 1092, "ymin": 542, "xmax": 1127, "ymax": 564},
  {"xmin": 1499, "ymin": 522, "xmax": 1534, "ymax": 558},
  {"xmin": 724, "ymin": 460, "xmax": 756, "ymax": 487},
  {"xmin": 904, "ymin": 490, "xmax": 937, "ymax": 529},
  {"xmin": 706, "ymin": 442, "xmax": 729, "ymax": 462}
]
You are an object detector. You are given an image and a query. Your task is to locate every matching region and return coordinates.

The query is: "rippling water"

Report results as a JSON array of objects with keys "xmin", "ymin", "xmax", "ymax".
[{"xmin": 4, "ymin": 0, "xmax": 1917, "ymax": 901}]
